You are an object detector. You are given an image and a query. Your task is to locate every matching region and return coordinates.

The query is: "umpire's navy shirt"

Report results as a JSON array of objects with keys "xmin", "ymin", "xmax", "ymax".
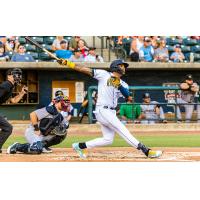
[{"xmin": 0, "ymin": 81, "xmax": 14, "ymax": 104}]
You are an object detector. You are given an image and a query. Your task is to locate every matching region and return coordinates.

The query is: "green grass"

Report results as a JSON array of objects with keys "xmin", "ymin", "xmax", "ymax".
[{"xmin": 3, "ymin": 134, "xmax": 200, "ymax": 148}]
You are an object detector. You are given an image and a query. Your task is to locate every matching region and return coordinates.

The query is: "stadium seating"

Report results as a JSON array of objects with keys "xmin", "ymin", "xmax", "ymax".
[
  {"xmin": 166, "ymin": 38, "xmax": 182, "ymax": 45},
  {"xmin": 31, "ymin": 36, "xmax": 43, "ymax": 44},
  {"xmin": 181, "ymin": 45, "xmax": 191, "ymax": 53},
  {"xmin": 183, "ymin": 38, "xmax": 198, "ymax": 46},
  {"xmin": 38, "ymin": 52, "xmax": 53, "ymax": 61},
  {"xmin": 27, "ymin": 52, "xmax": 39, "ymax": 60},
  {"xmin": 191, "ymin": 45, "xmax": 200, "ymax": 53},
  {"xmin": 24, "ymin": 44, "xmax": 36, "ymax": 52},
  {"xmin": 18, "ymin": 37, "xmax": 26, "ymax": 44},
  {"xmin": 43, "ymin": 36, "xmax": 56, "ymax": 45}
]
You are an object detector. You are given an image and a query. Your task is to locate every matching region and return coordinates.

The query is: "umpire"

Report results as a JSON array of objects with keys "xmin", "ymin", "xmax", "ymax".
[{"xmin": 0, "ymin": 68, "xmax": 27, "ymax": 153}]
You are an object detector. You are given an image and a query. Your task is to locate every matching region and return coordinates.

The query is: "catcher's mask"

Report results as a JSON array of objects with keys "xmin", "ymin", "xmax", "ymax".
[
  {"xmin": 52, "ymin": 96, "xmax": 70, "ymax": 112},
  {"xmin": 110, "ymin": 59, "xmax": 129, "ymax": 75},
  {"xmin": 6, "ymin": 68, "xmax": 22, "ymax": 85}
]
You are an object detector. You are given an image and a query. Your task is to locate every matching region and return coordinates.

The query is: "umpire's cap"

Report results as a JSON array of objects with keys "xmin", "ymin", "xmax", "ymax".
[
  {"xmin": 143, "ymin": 93, "xmax": 151, "ymax": 98},
  {"xmin": 186, "ymin": 74, "xmax": 193, "ymax": 80}
]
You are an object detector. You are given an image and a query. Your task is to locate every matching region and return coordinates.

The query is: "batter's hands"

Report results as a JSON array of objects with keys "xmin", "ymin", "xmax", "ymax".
[{"xmin": 57, "ymin": 58, "xmax": 75, "ymax": 69}]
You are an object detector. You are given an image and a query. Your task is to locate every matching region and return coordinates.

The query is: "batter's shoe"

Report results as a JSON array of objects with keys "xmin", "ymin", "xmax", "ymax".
[
  {"xmin": 148, "ymin": 150, "xmax": 162, "ymax": 158},
  {"xmin": 0, "ymin": 149, "xmax": 2, "ymax": 153},
  {"xmin": 7, "ymin": 142, "xmax": 20, "ymax": 154},
  {"xmin": 72, "ymin": 143, "xmax": 87, "ymax": 159},
  {"xmin": 42, "ymin": 147, "xmax": 53, "ymax": 153}
]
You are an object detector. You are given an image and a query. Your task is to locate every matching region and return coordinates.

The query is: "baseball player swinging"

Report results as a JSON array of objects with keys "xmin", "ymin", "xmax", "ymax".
[
  {"xmin": 57, "ymin": 58, "xmax": 162, "ymax": 159},
  {"xmin": 7, "ymin": 96, "xmax": 69, "ymax": 154}
]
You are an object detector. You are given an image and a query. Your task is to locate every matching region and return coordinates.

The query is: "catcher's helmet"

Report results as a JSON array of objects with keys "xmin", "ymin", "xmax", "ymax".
[
  {"xmin": 55, "ymin": 90, "xmax": 64, "ymax": 97},
  {"xmin": 6, "ymin": 68, "xmax": 22, "ymax": 85},
  {"xmin": 110, "ymin": 59, "xmax": 129, "ymax": 75},
  {"xmin": 52, "ymin": 95, "xmax": 70, "ymax": 112}
]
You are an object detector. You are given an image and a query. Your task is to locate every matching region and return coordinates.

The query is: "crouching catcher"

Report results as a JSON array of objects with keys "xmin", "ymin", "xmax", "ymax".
[{"xmin": 7, "ymin": 96, "xmax": 69, "ymax": 154}]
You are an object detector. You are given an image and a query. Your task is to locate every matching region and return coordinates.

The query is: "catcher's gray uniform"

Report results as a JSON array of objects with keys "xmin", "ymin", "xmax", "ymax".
[
  {"xmin": 25, "ymin": 107, "xmax": 68, "ymax": 144},
  {"xmin": 140, "ymin": 101, "xmax": 165, "ymax": 124}
]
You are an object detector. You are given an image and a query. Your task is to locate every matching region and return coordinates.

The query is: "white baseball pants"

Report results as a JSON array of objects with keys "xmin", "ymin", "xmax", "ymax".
[{"xmin": 86, "ymin": 106, "xmax": 140, "ymax": 149}]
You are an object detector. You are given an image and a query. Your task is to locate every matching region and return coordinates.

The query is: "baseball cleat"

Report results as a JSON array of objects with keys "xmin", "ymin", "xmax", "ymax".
[
  {"xmin": 7, "ymin": 142, "xmax": 20, "ymax": 154},
  {"xmin": 72, "ymin": 143, "xmax": 87, "ymax": 159},
  {"xmin": 148, "ymin": 150, "xmax": 162, "ymax": 158},
  {"xmin": 42, "ymin": 147, "xmax": 53, "ymax": 153}
]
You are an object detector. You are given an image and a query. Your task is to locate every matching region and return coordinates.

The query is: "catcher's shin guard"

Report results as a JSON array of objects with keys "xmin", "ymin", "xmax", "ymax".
[{"xmin": 42, "ymin": 135, "xmax": 66, "ymax": 148}]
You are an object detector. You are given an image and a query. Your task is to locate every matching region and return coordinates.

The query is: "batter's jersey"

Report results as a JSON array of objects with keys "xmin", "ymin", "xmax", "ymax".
[
  {"xmin": 140, "ymin": 101, "xmax": 159, "ymax": 119},
  {"xmin": 93, "ymin": 69, "xmax": 129, "ymax": 108}
]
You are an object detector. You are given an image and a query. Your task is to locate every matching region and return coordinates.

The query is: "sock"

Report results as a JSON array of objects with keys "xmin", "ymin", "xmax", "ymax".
[
  {"xmin": 137, "ymin": 143, "xmax": 150, "ymax": 157},
  {"xmin": 79, "ymin": 142, "xmax": 87, "ymax": 149}
]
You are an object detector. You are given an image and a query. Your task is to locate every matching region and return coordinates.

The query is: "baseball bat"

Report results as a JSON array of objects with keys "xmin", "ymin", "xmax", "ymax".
[{"xmin": 24, "ymin": 36, "xmax": 60, "ymax": 61}]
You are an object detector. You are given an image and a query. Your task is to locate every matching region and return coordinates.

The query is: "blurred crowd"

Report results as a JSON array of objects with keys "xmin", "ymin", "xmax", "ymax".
[
  {"xmin": 0, "ymin": 36, "xmax": 104, "ymax": 63},
  {"xmin": 115, "ymin": 36, "xmax": 200, "ymax": 63}
]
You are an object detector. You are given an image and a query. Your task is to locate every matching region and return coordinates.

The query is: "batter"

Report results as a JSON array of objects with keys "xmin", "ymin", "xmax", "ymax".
[{"xmin": 57, "ymin": 58, "xmax": 162, "ymax": 159}]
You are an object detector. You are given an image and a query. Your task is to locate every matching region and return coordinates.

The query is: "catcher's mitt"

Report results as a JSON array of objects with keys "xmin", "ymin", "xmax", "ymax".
[
  {"xmin": 107, "ymin": 76, "xmax": 121, "ymax": 88},
  {"xmin": 49, "ymin": 123, "xmax": 68, "ymax": 136}
]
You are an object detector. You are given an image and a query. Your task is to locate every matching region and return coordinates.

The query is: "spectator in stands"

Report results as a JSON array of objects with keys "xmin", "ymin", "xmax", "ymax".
[
  {"xmin": 5, "ymin": 36, "xmax": 20, "ymax": 52},
  {"xmin": 0, "ymin": 37, "xmax": 7, "ymax": 45},
  {"xmin": 78, "ymin": 39, "xmax": 89, "ymax": 57},
  {"xmin": 69, "ymin": 48, "xmax": 85, "ymax": 62},
  {"xmin": 52, "ymin": 36, "xmax": 64, "ymax": 51},
  {"xmin": 69, "ymin": 36, "xmax": 88, "ymax": 51},
  {"xmin": 120, "ymin": 98, "xmax": 141, "ymax": 124},
  {"xmin": 154, "ymin": 39, "xmax": 169, "ymax": 62},
  {"xmin": 55, "ymin": 40, "xmax": 72, "ymax": 59},
  {"xmin": 11, "ymin": 45, "xmax": 35, "ymax": 62},
  {"xmin": 0, "ymin": 44, "xmax": 9, "ymax": 61},
  {"xmin": 84, "ymin": 47, "xmax": 104, "ymax": 63},
  {"xmin": 129, "ymin": 36, "xmax": 144, "ymax": 62},
  {"xmin": 170, "ymin": 44, "xmax": 185, "ymax": 63},
  {"xmin": 139, "ymin": 37, "xmax": 154, "ymax": 62},
  {"xmin": 150, "ymin": 36, "xmax": 160, "ymax": 49}
]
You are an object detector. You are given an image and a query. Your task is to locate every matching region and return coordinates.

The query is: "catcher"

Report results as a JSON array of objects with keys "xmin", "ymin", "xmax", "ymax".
[
  {"xmin": 175, "ymin": 74, "xmax": 199, "ymax": 122},
  {"xmin": 7, "ymin": 95, "xmax": 69, "ymax": 154}
]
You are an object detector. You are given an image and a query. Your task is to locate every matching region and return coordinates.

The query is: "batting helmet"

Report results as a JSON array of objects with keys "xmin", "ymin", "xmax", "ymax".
[
  {"xmin": 6, "ymin": 68, "xmax": 22, "ymax": 85},
  {"xmin": 110, "ymin": 59, "xmax": 129, "ymax": 75}
]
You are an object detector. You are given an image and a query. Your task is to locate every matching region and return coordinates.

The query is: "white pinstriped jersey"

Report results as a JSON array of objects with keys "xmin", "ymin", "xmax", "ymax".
[{"xmin": 93, "ymin": 69, "xmax": 128, "ymax": 108}]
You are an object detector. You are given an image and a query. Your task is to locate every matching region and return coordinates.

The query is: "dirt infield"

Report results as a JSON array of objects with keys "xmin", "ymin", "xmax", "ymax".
[{"xmin": 1, "ymin": 147, "xmax": 200, "ymax": 162}]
